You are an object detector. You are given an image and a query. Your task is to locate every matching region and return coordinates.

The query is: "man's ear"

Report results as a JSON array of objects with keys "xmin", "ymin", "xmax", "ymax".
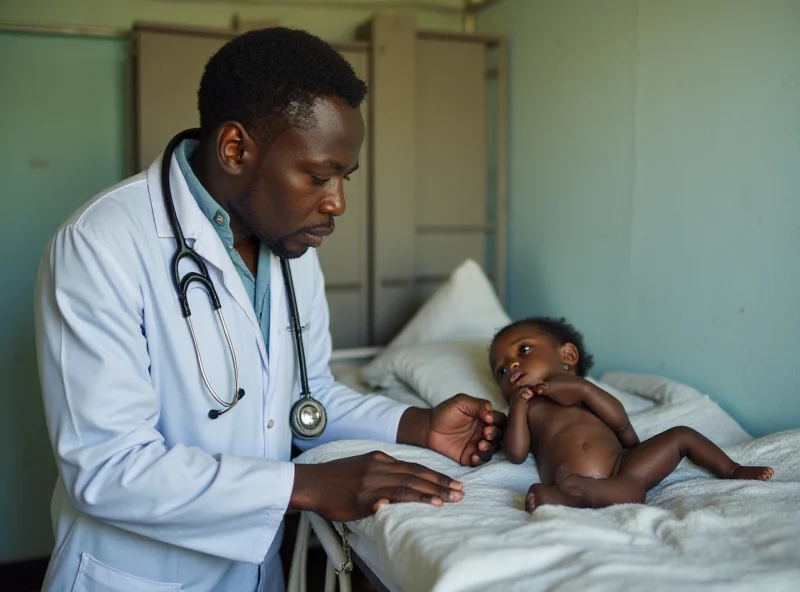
[
  {"xmin": 560, "ymin": 343, "xmax": 579, "ymax": 368},
  {"xmin": 216, "ymin": 122, "xmax": 258, "ymax": 176}
]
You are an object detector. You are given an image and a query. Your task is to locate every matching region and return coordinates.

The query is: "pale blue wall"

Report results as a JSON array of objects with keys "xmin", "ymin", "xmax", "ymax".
[
  {"xmin": 478, "ymin": 0, "xmax": 800, "ymax": 438},
  {"xmin": 0, "ymin": 31, "xmax": 128, "ymax": 561}
]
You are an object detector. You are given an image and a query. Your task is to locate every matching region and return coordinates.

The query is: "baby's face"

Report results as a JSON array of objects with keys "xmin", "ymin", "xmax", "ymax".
[{"xmin": 490, "ymin": 327, "xmax": 567, "ymax": 401}]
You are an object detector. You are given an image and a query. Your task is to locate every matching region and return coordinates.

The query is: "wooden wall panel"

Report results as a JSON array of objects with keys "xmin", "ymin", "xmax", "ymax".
[
  {"xmin": 413, "ymin": 36, "xmax": 490, "ymax": 308},
  {"xmin": 135, "ymin": 30, "xmax": 226, "ymax": 169},
  {"xmin": 415, "ymin": 39, "xmax": 486, "ymax": 226},
  {"xmin": 364, "ymin": 14, "xmax": 418, "ymax": 344},
  {"xmin": 315, "ymin": 48, "xmax": 370, "ymax": 348}
]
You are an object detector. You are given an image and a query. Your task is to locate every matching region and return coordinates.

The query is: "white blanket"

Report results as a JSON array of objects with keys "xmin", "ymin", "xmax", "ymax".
[{"xmin": 296, "ymin": 374, "xmax": 800, "ymax": 591}]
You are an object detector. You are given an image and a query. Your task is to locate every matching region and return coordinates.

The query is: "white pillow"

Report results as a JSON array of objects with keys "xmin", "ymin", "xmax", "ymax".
[
  {"xmin": 363, "ymin": 339, "xmax": 656, "ymax": 415},
  {"xmin": 365, "ymin": 339, "xmax": 501, "ymax": 408},
  {"xmin": 362, "ymin": 259, "xmax": 511, "ymax": 388}
]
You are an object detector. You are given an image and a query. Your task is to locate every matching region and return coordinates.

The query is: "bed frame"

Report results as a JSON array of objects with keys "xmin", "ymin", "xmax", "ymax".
[{"xmin": 287, "ymin": 347, "xmax": 399, "ymax": 592}]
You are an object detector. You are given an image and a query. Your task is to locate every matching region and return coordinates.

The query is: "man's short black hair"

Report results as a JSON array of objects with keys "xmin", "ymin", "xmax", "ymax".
[
  {"xmin": 198, "ymin": 26, "xmax": 368, "ymax": 143},
  {"xmin": 492, "ymin": 316, "xmax": 595, "ymax": 377}
]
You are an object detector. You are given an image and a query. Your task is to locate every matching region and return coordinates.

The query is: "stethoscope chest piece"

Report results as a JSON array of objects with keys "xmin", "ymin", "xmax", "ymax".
[{"xmin": 290, "ymin": 397, "xmax": 327, "ymax": 440}]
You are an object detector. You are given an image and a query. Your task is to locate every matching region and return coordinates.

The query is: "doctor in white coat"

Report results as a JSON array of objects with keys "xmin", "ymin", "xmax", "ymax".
[{"xmin": 34, "ymin": 27, "xmax": 506, "ymax": 592}]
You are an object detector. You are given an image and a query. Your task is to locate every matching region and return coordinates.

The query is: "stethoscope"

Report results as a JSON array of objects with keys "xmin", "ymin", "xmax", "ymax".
[{"xmin": 160, "ymin": 128, "xmax": 327, "ymax": 440}]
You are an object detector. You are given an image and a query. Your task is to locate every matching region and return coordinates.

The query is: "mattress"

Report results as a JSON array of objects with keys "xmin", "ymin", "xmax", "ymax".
[{"xmin": 299, "ymin": 371, "xmax": 800, "ymax": 591}]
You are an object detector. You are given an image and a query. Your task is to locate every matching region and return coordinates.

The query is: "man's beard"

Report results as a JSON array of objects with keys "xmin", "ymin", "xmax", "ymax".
[{"xmin": 237, "ymin": 178, "xmax": 334, "ymax": 259}]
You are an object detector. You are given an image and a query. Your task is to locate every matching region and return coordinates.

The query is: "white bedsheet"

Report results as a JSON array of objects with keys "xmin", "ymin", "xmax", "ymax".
[{"xmin": 296, "ymin": 373, "xmax": 800, "ymax": 591}]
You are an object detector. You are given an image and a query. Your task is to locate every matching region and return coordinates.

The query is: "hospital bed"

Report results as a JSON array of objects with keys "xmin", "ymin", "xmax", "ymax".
[{"xmin": 288, "ymin": 261, "xmax": 800, "ymax": 591}]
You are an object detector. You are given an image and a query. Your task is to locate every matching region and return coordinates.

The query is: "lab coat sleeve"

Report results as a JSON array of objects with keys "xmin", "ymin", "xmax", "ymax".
[
  {"xmin": 34, "ymin": 223, "xmax": 291, "ymax": 564},
  {"xmin": 293, "ymin": 252, "xmax": 411, "ymax": 452}
]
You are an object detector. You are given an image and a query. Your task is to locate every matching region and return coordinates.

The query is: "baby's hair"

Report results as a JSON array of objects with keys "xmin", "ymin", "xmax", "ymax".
[{"xmin": 491, "ymin": 316, "xmax": 595, "ymax": 377}]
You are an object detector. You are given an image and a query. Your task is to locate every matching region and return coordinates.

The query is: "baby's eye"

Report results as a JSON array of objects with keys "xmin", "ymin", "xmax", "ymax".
[{"xmin": 519, "ymin": 344, "xmax": 532, "ymax": 355}]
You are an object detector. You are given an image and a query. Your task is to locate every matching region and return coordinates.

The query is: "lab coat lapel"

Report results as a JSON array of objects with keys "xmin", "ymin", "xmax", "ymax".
[{"xmin": 146, "ymin": 152, "xmax": 268, "ymax": 364}]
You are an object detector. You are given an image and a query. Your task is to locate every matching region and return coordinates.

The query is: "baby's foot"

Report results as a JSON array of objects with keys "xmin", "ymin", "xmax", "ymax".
[
  {"xmin": 525, "ymin": 483, "xmax": 576, "ymax": 512},
  {"xmin": 732, "ymin": 465, "xmax": 774, "ymax": 481}
]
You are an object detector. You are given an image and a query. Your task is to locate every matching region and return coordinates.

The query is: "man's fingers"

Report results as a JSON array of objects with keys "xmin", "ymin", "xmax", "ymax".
[
  {"xmin": 478, "ymin": 401, "xmax": 497, "ymax": 424},
  {"xmin": 384, "ymin": 461, "xmax": 463, "ymax": 493},
  {"xmin": 480, "ymin": 438, "xmax": 501, "ymax": 455},
  {"xmin": 491, "ymin": 410, "xmax": 507, "ymax": 429},
  {"xmin": 476, "ymin": 447, "xmax": 493, "ymax": 464},
  {"xmin": 378, "ymin": 484, "xmax": 449, "ymax": 506},
  {"xmin": 467, "ymin": 439, "xmax": 495, "ymax": 466},
  {"xmin": 372, "ymin": 498, "xmax": 390, "ymax": 512},
  {"xmin": 483, "ymin": 426, "xmax": 502, "ymax": 442},
  {"xmin": 367, "ymin": 450, "xmax": 395, "ymax": 463}
]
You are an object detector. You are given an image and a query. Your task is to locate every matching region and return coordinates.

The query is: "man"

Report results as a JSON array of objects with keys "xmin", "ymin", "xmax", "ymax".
[{"xmin": 34, "ymin": 27, "xmax": 505, "ymax": 591}]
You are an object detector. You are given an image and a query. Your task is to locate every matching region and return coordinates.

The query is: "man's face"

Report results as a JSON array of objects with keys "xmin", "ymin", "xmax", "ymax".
[{"xmin": 234, "ymin": 97, "xmax": 364, "ymax": 259}]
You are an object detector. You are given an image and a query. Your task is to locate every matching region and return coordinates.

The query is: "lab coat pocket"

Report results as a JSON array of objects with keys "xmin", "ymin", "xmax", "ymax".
[{"xmin": 72, "ymin": 553, "xmax": 181, "ymax": 592}]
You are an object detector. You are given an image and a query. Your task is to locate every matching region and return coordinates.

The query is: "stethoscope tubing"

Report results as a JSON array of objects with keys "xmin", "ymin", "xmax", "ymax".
[{"xmin": 161, "ymin": 129, "xmax": 325, "ymax": 437}]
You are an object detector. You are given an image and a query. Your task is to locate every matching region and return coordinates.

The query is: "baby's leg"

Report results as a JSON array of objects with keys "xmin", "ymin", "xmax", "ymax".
[
  {"xmin": 525, "ymin": 482, "xmax": 579, "ymax": 512},
  {"xmin": 527, "ymin": 463, "xmax": 646, "ymax": 511},
  {"xmin": 618, "ymin": 426, "xmax": 773, "ymax": 490},
  {"xmin": 553, "ymin": 462, "xmax": 647, "ymax": 509}
]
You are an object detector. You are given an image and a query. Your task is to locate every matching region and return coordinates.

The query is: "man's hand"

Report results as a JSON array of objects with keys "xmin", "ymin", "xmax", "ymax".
[
  {"xmin": 398, "ymin": 394, "xmax": 506, "ymax": 466},
  {"xmin": 532, "ymin": 374, "xmax": 589, "ymax": 407},
  {"xmin": 290, "ymin": 451, "xmax": 463, "ymax": 522}
]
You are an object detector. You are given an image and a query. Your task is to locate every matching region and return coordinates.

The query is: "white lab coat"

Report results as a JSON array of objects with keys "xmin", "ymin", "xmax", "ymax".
[{"xmin": 33, "ymin": 152, "xmax": 409, "ymax": 592}]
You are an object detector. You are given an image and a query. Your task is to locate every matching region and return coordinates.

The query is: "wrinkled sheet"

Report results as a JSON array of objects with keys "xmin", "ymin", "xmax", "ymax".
[{"xmin": 296, "ymin": 373, "xmax": 800, "ymax": 591}]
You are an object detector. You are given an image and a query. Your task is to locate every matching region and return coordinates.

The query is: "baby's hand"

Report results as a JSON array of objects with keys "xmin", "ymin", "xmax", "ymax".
[
  {"xmin": 532, "ymin": 375, "xmax": 588, "ymax": 406},
  {"xmin": 518, "ymin": 387, "xmax": 534, "ymax": 401},
  {"xmin": 510, "ymin": 387, "xmax": 534, "ymax": 407}
]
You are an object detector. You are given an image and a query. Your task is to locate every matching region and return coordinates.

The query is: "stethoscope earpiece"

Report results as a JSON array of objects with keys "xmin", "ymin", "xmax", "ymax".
[
  {"xmin": 208, "ymin": 389, "xmax": 246, "ymax": 420},
  {"xmin": 162, "ymin": 129, "xmax": 326, "ymax": 438}
]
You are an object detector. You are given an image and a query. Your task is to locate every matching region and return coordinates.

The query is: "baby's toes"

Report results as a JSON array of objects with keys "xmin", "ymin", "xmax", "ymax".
[
  {"xmin": 525, "ymin": 492, "xmax": 537, "ymax": 513},
  {"xmin": 732, "ymin": 465, "xmax": 774, "ymax": 481}
]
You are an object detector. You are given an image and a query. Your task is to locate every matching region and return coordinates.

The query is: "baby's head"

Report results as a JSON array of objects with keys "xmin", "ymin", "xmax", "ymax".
[{"xmin": 489, "ymin": 316, "xmax": 594, "ymax": 401}]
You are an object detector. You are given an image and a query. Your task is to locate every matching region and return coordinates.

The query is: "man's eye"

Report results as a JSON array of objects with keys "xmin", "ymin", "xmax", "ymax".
[
  {"xmin": 495, "ymin": 367, "xmax": 507, "ymax": 379},
  {"xmin": 310, "ymin": 175, "xmax": 329, "ymax": 186},
  {"xmin": 519, "ymin": 344, "xmax": 532, "ymax": 355}
]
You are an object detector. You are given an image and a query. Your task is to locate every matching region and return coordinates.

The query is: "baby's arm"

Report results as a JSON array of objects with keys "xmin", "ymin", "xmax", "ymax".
[
  {"xmin": 535, "ymin": 377, "xmax": 640, "ymax": 448},
  {"xmin": 503, "ymin": 390, "xmax": 533, "ymax": 464}
]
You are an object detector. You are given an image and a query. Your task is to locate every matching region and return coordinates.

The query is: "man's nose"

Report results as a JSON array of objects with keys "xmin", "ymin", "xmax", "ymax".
[{"xmin": 321, "ymin": 183, "xmax": 346, "ymax": 217}]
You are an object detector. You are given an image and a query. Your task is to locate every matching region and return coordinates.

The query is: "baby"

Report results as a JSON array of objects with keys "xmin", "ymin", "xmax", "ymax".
[{"xmin": 490, "ymin": 316, "xmax": 773, "ymax": 512}]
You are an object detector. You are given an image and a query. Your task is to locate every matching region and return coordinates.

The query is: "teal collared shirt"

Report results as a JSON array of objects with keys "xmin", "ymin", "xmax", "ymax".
[{"xmin": 175, "ymin": 139, "xmax": 270, "ymax": 351}]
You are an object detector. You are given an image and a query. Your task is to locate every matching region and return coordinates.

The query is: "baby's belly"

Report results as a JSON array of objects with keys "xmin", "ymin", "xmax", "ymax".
[{"xmin": 535, "ymin": 422, "xmax": 623, "ymax": 485}]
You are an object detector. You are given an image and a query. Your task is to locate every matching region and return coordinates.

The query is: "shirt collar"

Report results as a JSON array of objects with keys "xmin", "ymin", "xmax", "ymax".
[{"xmin": 174, "ymin": 139, "xmax": 234, "ymax": 248}]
